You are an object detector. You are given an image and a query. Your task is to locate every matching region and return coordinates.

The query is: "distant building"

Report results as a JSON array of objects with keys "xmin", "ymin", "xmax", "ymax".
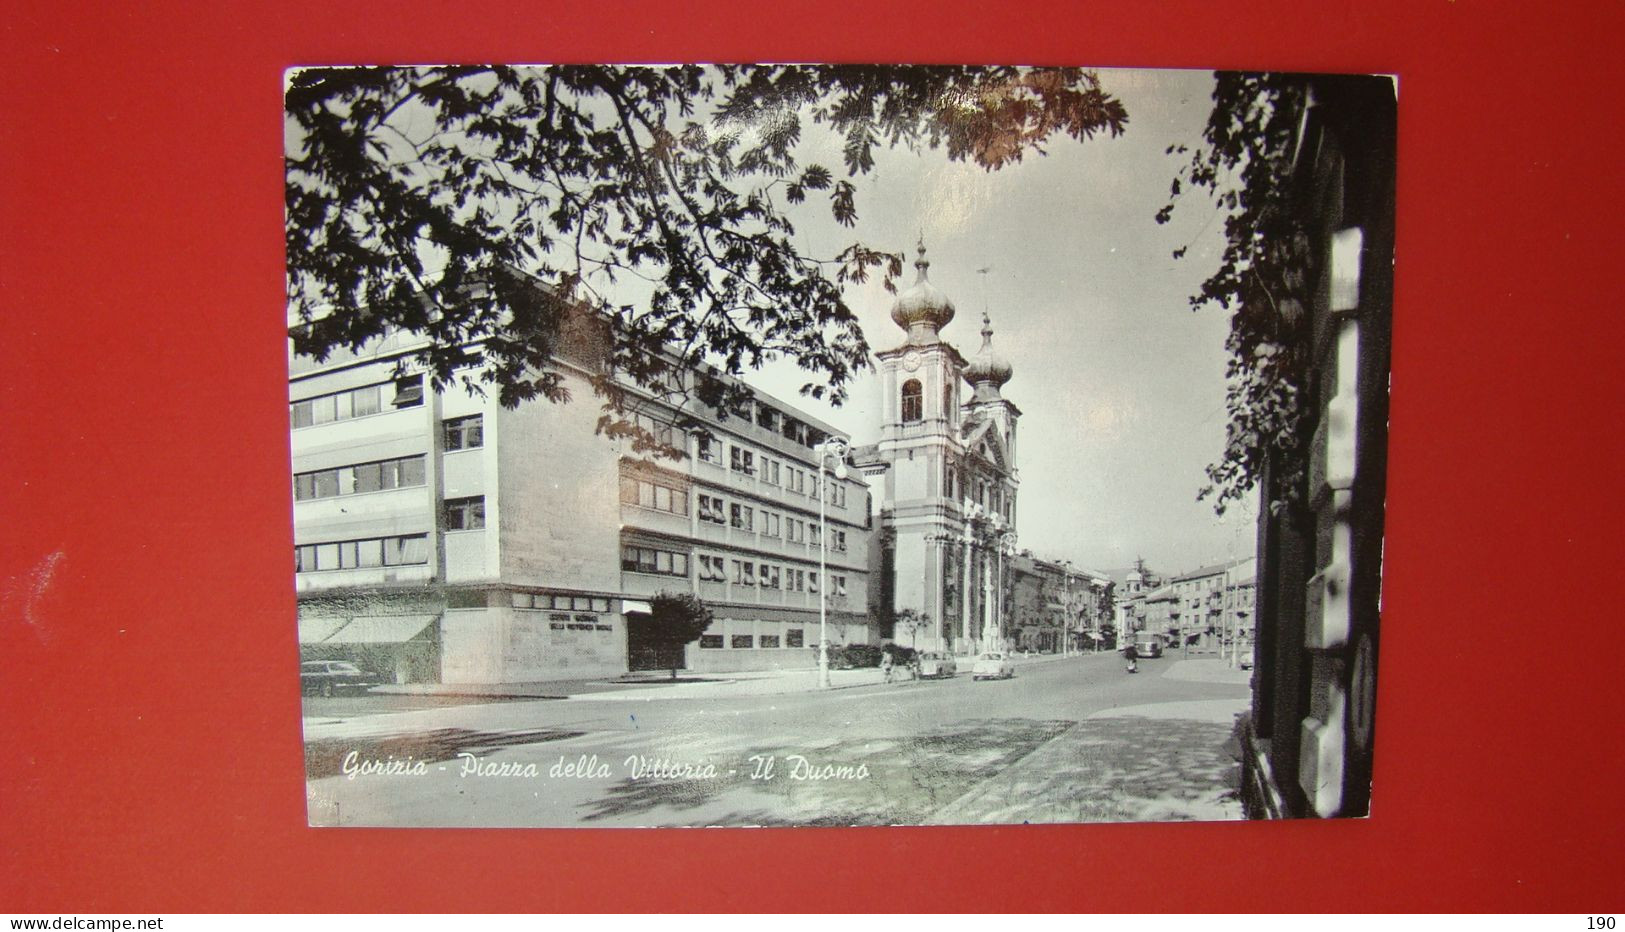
[{"xmin": 290, "ymin": 299, "xmax": 873, "ymax": 684}]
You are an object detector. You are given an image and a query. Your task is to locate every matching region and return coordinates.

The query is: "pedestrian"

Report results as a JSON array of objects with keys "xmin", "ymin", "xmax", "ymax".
[{"xmin": 880, "ymin": 651, "xmax": 895, "ymax": 684}]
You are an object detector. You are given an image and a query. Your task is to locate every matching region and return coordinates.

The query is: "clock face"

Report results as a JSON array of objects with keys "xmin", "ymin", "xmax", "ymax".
[{"xmin": 902, "ymin": 350, "xmax": 922, "ymax": 372}]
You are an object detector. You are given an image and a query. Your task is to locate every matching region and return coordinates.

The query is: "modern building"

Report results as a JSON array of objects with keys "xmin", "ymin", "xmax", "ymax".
[
  {"xmin": 853, "ymin": 243, "xmax": 1024, "ymax": 655},
  {"xmin": 291, "ymin": 299, "xmax": 873, "ymax": 684}
]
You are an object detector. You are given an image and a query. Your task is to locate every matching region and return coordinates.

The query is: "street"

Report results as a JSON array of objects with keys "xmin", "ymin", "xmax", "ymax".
[{"xmin": 304, "ymin": 653, "xmax": 1249, "ymax": 827}]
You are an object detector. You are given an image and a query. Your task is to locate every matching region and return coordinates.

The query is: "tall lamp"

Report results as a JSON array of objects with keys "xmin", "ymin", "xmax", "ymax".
[{"xmin": 816, "ymin": 438, "xmax": 850, "ymax": 689}]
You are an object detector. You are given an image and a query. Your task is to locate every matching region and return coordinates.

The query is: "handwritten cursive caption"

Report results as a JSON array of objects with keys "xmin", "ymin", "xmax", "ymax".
[{"xmin": 338, "ymin": 750, "xmax": 869, "ymax": 782}]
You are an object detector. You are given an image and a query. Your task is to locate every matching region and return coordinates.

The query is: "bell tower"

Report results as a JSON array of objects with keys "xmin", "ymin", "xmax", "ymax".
[{"xmin": 859, "ymin": 241, "xmax": 975, "ymax": 651}]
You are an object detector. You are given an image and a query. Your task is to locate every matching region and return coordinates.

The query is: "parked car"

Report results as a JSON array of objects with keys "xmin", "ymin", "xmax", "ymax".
[
  {"xmin": 917, "ymin": 651, "xmax": 957, "ymax": 679},
  {"xmin": 1238, "ymin": 653, "xmax": 1254, "ymax": 671},
  {"xmin": 971, "ymin": 652, "xmax": 1014, "ymax": 681},
  {"xmin": 1132, "ymin": 634, "xmax": 1163, "ymax": 659},
  {"xmin": 300, "ymin": 660, "xmax": 378, "ymax": 697}
]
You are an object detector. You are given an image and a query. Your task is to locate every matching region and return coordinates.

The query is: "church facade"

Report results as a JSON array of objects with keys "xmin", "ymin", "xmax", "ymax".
[{"xmin": 854, "ymin": 244, "xmax": 1025, "ymax": 655}]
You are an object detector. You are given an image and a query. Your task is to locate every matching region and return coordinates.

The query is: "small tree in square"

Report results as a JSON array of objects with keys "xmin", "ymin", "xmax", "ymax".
[{"xmin": 641, "ymin": 591, "xmax": 715, "ymax": 681}]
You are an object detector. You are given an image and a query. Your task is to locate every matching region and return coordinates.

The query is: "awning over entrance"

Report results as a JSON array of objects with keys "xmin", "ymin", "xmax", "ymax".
[
  {"xmin": 312, "ymin": 614, "xmax": 438, "ymax": 645},
  {"xmin": 297, "ymin": 615, "xmax": 350, "ymax": 645},
  {"xmin": 621, "ymin": 599, "xmax": 653, "ymax": 615}
]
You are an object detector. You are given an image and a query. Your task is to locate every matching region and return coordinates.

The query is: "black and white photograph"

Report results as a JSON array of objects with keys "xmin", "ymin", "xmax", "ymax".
[{"xmin": 286, "ymin": 64, "xmax": 1395, "ymax": 828}]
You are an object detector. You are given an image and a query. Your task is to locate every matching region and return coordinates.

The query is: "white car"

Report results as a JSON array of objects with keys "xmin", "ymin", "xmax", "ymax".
[
  {"xmin": 971, "ymin": 652, "xmax": 1014, "ymax": 681},
  {"xmin": 917, "ymin": 651, "xmax": 957, "ymax": 679}
]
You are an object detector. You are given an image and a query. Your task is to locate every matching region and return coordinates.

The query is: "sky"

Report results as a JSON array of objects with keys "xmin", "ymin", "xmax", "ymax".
[{"xmin": 743, "ymin": 67, "xmax": 1259, "ymax": 577}]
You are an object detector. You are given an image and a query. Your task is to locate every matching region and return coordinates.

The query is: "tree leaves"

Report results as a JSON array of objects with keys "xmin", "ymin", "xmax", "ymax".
[
  {"xmin": 286, "ymin": 65, "xmax": 1127, "ymax": 453},
  {"xmin": 1159, "ymin": 72, "xmax": 1314, "ymax": 516}
]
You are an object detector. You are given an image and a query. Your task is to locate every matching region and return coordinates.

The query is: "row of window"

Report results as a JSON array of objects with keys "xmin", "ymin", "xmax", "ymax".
[
  {"xmin": 295, "ymin": 534, "xmax": 429, "ymax": 572},
  {"xmin": 699, "ymin": 630, "xmax": 806, "ymax": 649},
  {"xmin": 695, "ymin": 555, "xmax": 846, "ymax": 595},
  {"xmin": 620, "ymin": 545, "xmax": 690, "ymax": 577},
  {"xmin": 699, "ymin": 438, "xmax": 848, "ymax": 507},
  {"xmin": 694, "ymin": 494, "xmax": 847, "ymax": 550},
  {"xmin": 291, "ymin": 376, "xmax": 422, "ymax": 429},
  {"xmin": 620, "ymin": 475, "xmax": 689, "ymax": 516},
  {"xmin": 294, "ymin": 455, "xmax": 426, "ymax": 501},
  {"xmin": 510, "ymin": 593, "xmax": 614, "ymax": 613}
]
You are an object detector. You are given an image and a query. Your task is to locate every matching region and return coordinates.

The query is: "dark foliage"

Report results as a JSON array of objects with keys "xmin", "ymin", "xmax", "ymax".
[
  {"xmin": 287, "ymin": 65, "xmax": 1126, "ymax": 452},
  {"xmin": 1158, "ymin": 73, "xmax": 1312, "ymax": 514},
  {"xmin": 636, "ymin": 591, "xmax": 715, "ymax": 679}
]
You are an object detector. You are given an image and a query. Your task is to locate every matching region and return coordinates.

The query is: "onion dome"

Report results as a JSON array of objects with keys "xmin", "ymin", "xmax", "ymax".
[
  {"xmin": 890, "ymin": 240, "xmax": 956, "ymax": 343},
  {"xmin": 965, "ymin": 312, "xmax": 1014, "ymax": 400}
]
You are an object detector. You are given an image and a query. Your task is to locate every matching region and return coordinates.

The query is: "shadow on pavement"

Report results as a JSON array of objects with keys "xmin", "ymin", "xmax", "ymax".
[{"xmin": 578, "ymin": 718, "xmax": 1074, "ymax": 826}]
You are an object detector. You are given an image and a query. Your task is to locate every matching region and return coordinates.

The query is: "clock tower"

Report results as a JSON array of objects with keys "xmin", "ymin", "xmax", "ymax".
[{"xmin": 857, "ymin": 241, "xmax": 1019, "ymax": 653}]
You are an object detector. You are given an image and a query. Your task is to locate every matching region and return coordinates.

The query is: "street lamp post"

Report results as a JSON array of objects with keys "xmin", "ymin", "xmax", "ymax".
[{"xmin": 815, "ymin": 437, "xmax": 849, "ymax": 689}]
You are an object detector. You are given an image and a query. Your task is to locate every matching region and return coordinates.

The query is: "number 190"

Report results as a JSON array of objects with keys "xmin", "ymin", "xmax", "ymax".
[{"xmin": 1589, "ymin": 918, "xmax": 1615, "ymax": 930}]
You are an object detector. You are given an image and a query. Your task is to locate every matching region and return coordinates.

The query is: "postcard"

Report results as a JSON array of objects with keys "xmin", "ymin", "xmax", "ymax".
[{"xmin": 286, "ymin": 64, "xmax": 1394, "ymax": 827}]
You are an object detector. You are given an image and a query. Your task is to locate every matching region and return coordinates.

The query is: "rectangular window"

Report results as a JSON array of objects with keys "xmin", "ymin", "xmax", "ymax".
[
  {"xmin": 351, "ymin": 385, "xmax": 381, "ymax": 418},
  {"xmin": 731, "ymin": 635, "xmax": 755, "ymax": 649},
  {"xmin": 834, "ymin": 530, "xmax": 847, "ymax": 552},
  {"xmin": 623, "ymin": 545, "xmax": 688, "ymax": 576},
  {"xmin": 734, "ymin": 561, "xmax": 755, "ymax": 586},
  {"xmin": 760, "ymin": 635, "xmax": 781, "ymax": 649},
  {"xmin": 312, "ymin": 469, "xmax": 340, "ymax": 499},
  {"xmin": 762, "ymin": 512, "xmax": 781, "ymax": 538},
  {"xmin": 697, "ymin": 435, "xmax": 721, "ymax": 464},
  {"xmin": 444, "ymin": 415, "xmax": 484, "ymax": 450},
  {"xmin": 353, "ymin": 461, "xmax": 382, "ymax": 494},
  {"xmin": 730, "ymin": 446, "xmax": 755, "ymax": 475},
  {"xmin": 763, "ymin": 565, "xmax": 781, "ymax": 589},
  {"xmin": 393, "ymin": 375, "xmax": 424, "ymax": 408},
  {"xmin": 699, "ymin": 494, "xmax": 726, "ymax": 524},
  {"xmin": 398, "ymin": 456, "xmax": 426, "ymax": 488},
  {"xmin": 786, "ymin": 629, "xmax": 804, "ymax": 648},
  {"xmin": 834, "ymin": 575, "xmax": 848, "ymax": 597},
  {"xmin": 290, "ymin": 400, "xmax": 314, "ymax": 429},
  {"xmin": 700, "ymin": 635, "xmax": 724, "ymax": 649},
  {"xmin": 730, "ymin": 503, "xmax": 753, "ymax": 532},
  {"xmin": 444, "ymin": 496, "xmax": 485, "ymax": 530},
  {"xmin": 309, "ymin": 395, "xmax": 337, "ymax": 425},
  {"xmin": 384, "ymin": 535, "xmax": 429, "ymax": 566},
  {"xmin": 356, "ymin": 538, "xmax": 382, "ymax": 567},
  {"xmin": 808, "ymin": 572, "xmax": 818, "ymax": 594}
]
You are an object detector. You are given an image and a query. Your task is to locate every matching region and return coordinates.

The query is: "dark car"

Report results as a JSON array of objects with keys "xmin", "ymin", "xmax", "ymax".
[{"xmin": 300, "ymin": 660, "xmax": 378, "ymax": 697}]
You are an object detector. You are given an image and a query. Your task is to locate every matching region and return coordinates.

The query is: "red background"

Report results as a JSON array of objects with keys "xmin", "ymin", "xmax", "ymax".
[{"xmin": 3, "ymin": 0, "xmax": 1621, "ymax": 913}]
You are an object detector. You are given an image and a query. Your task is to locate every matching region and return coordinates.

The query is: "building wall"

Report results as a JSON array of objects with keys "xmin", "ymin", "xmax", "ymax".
[
  {"xmin": 292, "ymin": 328, "xmax": 875, "ymax": 684},
  {"xmin": 1245, "ymin": 75, "xmax": 1394, "ymax": 819}
]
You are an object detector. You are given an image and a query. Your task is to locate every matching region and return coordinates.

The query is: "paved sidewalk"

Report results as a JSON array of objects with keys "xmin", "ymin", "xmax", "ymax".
[
  {"xmin": 1159, "ymin": 657, "xmax": 1253, "ymax": 686},
  {"xmin": 927, "ymin": 695, "xmax": 1249, "ymax": 824},
  {"xmin": 370, "ymin": 652, "xmax": 1075, "ymax": 703}
]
